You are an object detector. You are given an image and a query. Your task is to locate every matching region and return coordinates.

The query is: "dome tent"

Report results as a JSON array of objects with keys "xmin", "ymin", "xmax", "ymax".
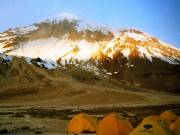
[
  {"xmin": 129, "ymin": 118, "xmax": 175, "ymax": 135},
  {"xmin": 160, "ymin": 110, "xmax": 177, "ymax": 127},
  {"xmin": 97, "ymin": 112, "xmax": 133, "ymax": 135},
  {"xmin": 170, "ymin": 117, "xmax": 180, "ymax": 135},
  {"xmin": 66, "ymin": 113, "xmax": 98, "ymax": 134},
  {"xmin": 143, "ymin": 115, "xmax": 168, "ymax": 128}
]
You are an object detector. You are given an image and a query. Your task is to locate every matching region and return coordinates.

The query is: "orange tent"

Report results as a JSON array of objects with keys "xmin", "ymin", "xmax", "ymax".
[
  {"xmin": 170, "ymin": 117, "xmax": 180, "ymax": 135},
  {"xmin": 66, "ymin": 113, "xmax": 98, "ymax": 134},
  {"xmin": 160, "ymin": 110, "xmax": 177, "ymax": 127},
  {"xmin": 144, "ymin": 115, "xmax": 161, "ymax": 122},
  {"xmin": 97, "ymin": 113, "xmax": 133, "ymax": 135}
]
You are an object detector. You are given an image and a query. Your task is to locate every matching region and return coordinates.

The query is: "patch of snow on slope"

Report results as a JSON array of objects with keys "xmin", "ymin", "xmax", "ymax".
[
  {"xmin": 0, "ymin": 53, "xmax": 12, "ymax": 62},
  {"xmin": 114, "ymin": 71, "xmax": 118, "ymax": 74},
  {"xmin": 149, "ymin": 47, "xmax": 179, "ymax": 64},
  {"xmin": 81, "ymin": 63, "xmax": 100, "ymax": 76},
  {"xmin": 106, "ymin": 72, "xmax": 112, "ymax": 75},
  {"xmin": 10, "ymin": 25, "xmax": 39, "ymax": 35},
  {"xmin": 102, "ymin": 37, "xmax": 117, "ymax": 58},
  {"xmin": 0, "ymin": 41, "xmax": 15, "ymax": 53},
  {"xmin": 0, "ymin": 36, "xmax": 16, "ymax": 41},
  {"xmin": 36, "ymin": 59, "xmax": 57, "ymax": 70},
  {"xmin": 0, "ymin": 52, "xmax": 58, "ymax": 69},
  {"xmin": 125, "ymin": 32, "xmax": 148, "ymax": 42},
  {"xmin": 158, "ymin": 40, "xmax": 179, "ymax": 50},
  {"xmin": 76, "ymin": 20, "xmax": 113, "ymax": 34},
  {"xmin": 137, "ymin": 45, "xmax": 152, "ymax": 61},
  {"xmin": 0, "ymin": 33, "xmax": 8, "ymax": 37},
  {"xmin": 25, "ymin": 57, "xmax": 32, "ymax": 65},
  {"xmin": 46, "ymin": 13, "xmax": 80, "ymax": 22},
  {"xmin": 0, "ymin": 43, "xmax": 4, "ymax": 53},
  {"xmin": 60, "ymin": 40, "xmax": 99, "ymax": 65},
  {"xmin": 121, "ymin": 48, "xmax": 130, "ymax": 59}
]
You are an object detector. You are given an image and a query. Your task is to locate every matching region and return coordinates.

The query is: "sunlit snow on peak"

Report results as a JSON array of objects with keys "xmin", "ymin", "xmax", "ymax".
[
  {"xmin": 101, "ymin": 31, "xmax": 180, "ymax": 64},
  {"xmin": 44, "ymin": 12, "xmax": 115, "ymax": 34},
  {"xmin": 124, "ymin": 32, "xmax": 149, "ymax": 42},
  {"xmin": 47, "ymin": 12, "xmax": 81, "ymax": 22},
  {"xmin": 7, "ymin": 37, "xmax": 100, "ymax": 64}
]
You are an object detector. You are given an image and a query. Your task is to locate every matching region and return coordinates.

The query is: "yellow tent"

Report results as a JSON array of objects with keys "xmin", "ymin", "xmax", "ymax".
[
  {"xmin": 170, "ymin": 117, "xmax": 180, "ymax": 135},
  {"xmin": 160, "ymin": 110, "xmax": 177, "ymax": 127},
  {"xmin": 129, "ymin": 119, "xmax": 175, "ymax": 135},
  {"xmin": 66, "ymin": 113, "xmax": 98, "ymax": 134},
  {"xmin": 97, "ymin": 113, "xmax": 133, "ymax": 135},
  {"xmin": 143, "ymin": 115, "xmax": 168, "ymax": 128}
]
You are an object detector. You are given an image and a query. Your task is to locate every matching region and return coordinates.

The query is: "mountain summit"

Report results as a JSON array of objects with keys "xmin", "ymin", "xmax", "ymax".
[{"xmin": 0, "ymin": 13, "xmax": 180, "ymax": 92}]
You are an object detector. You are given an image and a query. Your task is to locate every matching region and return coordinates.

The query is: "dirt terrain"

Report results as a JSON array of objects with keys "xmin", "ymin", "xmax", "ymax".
[
  {"xmin": 1, "ymin": 65, "xmax": 180, "ymax": 107},
  {"xmin": 1, "ymin": 78, "xmax": 180, "ymax": 107},
  {"xmin": 0, "ymin": 65, "xmax": 180, "ymax": 134}
]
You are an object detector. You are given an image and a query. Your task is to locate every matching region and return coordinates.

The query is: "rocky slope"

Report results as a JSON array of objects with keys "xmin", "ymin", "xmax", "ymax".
[{"xmin": 92, "ymin": 29, "xmax": 180, "ymax": 91}]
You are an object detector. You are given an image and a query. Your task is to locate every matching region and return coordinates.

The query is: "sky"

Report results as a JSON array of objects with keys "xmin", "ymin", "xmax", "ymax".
[{"xmin": 0, "ymin": 0, "xmax": 180, "ymax": 48}]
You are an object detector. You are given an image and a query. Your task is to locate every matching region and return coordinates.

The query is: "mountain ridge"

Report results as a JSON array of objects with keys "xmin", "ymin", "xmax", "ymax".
[{"xmin": 0, "ymin": 13, "xmax": 180, "ymax": 92}]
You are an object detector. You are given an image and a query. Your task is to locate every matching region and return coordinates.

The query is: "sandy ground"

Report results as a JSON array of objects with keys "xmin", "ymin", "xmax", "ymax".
[{"xmin": 0, "ymin": 79, "xmax": 180, "ymax": 107}]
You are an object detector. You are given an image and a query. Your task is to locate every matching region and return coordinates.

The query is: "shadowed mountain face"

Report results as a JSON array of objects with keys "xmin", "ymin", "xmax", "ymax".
[
  {"xmin": 90, "ymin": 29, "xmax": 180, "ymax": 92},
  {"xmin": 93, "ymin": 55, "xmax": 180, "ymax": 92},
  {"xmin": 0, "ymin": 13, "xmax": 180, "ymax": 92}
]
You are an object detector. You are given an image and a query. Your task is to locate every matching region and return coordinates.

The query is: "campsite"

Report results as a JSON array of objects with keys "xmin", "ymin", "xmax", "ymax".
[
  {"xmin": 0, "ymin": 0, "xmax": 180, "ymax": 135},
  {"xmin": 0, "ymin": 104, "xmax": 180, "ymax": 135}
]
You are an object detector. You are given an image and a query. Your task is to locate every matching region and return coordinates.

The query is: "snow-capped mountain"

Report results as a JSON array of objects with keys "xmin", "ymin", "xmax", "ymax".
[
  {"xmin": 0, "ymin": 13, "xmax": 180, "ymax": 92},
  {"xmin": 101, "ymin": 29, "xmax": 180, "ymax": 64},
  {"xmin": 0, "ymin": 13, "xmax": 114, "ymax": 62}
]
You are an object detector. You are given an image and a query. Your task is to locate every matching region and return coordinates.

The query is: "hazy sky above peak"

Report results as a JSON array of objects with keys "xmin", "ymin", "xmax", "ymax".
[{"xmin": 0, "ymin": 0, "xmax": 180, "ymax": 48}]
